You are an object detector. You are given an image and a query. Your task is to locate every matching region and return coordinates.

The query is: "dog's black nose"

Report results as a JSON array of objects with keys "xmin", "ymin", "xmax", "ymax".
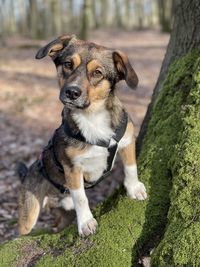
[{"xmin": 65, "ymin": 86, "xmax": 81, "ymax": 100}]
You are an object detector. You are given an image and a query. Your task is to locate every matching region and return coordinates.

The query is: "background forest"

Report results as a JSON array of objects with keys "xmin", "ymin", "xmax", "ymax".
[{"xmin": 0, "ymin": 0, "xmax": 173, "ymax": 41}]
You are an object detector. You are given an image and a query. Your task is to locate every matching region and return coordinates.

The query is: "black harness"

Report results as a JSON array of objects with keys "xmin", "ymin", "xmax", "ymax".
[{"xmin": 38, "ymin": 111, "xmax": 128, "ymax": 194}]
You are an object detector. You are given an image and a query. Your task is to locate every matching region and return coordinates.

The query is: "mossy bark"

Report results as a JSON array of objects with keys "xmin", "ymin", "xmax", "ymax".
[
  {"xmin": 138, "ymin": 0, "xmax": 200, "ymax": 153},
  {"xmin": 0, "ymin": 49, "xmax": 200, "ymax": 267}
]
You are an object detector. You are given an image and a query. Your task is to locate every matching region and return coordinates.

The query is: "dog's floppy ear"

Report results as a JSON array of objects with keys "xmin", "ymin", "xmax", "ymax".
[
  {"xmin": 113, "ymin": 50, "xmax": 138, "ymax": 89},
  {"xmin": 35, "ymin": 34, "xmax": 76, "ymax": 59}
]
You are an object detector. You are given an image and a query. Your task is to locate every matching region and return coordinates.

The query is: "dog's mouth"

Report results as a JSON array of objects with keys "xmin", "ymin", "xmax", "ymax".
[{"xmin": 60, "ymin": 99, "xmax": 90, "ymax": 109}]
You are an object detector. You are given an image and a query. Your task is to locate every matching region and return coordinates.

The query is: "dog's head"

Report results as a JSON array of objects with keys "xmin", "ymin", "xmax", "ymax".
[{"xmin": 36, "ymin": 35, "xmax": 138, "ymax": 110}]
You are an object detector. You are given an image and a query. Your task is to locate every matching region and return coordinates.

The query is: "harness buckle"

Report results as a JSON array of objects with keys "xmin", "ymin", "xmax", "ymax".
[
  {"xmin": 60, "ymin": 187, "xmax": 69, "ymax": 194},
  {"xmin": 108, "ymin": 138, "xmax": 117, "ymax": 148}
]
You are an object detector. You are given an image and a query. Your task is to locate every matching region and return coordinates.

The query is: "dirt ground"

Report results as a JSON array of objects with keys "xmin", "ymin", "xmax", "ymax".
[{"xmin": 0, "ymin": 30, "xmax": 169, "ymax": 243}]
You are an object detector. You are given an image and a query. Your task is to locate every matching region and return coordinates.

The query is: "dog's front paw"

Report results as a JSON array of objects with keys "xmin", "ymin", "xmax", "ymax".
[
  {"xmin": 79, "ymin": 218, "xmax": 98, "ymax": 237},
  {"xmin": 126, "ymin": 182, "xmax": 147, "ymax": 200}
]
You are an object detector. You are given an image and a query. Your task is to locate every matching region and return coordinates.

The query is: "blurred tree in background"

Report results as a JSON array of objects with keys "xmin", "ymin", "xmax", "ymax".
[{"xmin": 0, "ymin": 0, "xmax": 174, "ymax": 41}]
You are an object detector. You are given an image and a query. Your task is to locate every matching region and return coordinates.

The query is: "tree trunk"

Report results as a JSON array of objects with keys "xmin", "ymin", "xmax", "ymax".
[
  {"xmin": 124, "ymin": 0, "xmax": 131, "ymax": 29},
  {"xmin": 134, "ymin": 0, "xmax": 144, "ymax": 29},
  {"xmin": 100, "ymin": 0, "xmax": 109, "ymax": 27},
  {"xmin": 17, "ymin": 0, "xmax": 29, "ymax": 36},
  {"xmin": 150, "ymin": 0, "xmax": 160, "ymax": 29},
  {"xmin": 79, "ymin": 0, "xmax": 92, "ymax": 40},
  {"xmin": 29, "ymin": 0, "xmax": 38, "ymax": 39},
  {"xmin": 91, "ymin": 0, "xmax": 100, "ymax": 29},
  {"xmin": 114, "ymin": 0, "xmax": 123, "ymax": 28},
  {"xmin": 51, "ymin": 0, "xmax": 62, "ymax": 36},
  {"xmin": 0, "ymin": 0, "xmax": 6, "ymax": 45},
  {"xmin": 137, "ymin": 0, "xmax": 200, "ymax": 153},
  {"xmin": 0, "ymin": 1, "xmax": 200, "ymax": 266},
  {"xmin": 157, "ymin": 0, "xmax": 173, "ymax": 32}
]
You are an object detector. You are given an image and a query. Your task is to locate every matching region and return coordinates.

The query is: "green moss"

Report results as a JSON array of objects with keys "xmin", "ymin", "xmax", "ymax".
[
  {"xmin": 0, "ymin": 49, "xmax": 199, "ymax": 267},
  {"xmin": 151, "ymin": 51, "xmax": 200, "ymax": 266},
  {"xmin": 35, "ymin": 196, "xmax": 146, "ymax": 267},
  {"xmin": 0, "ymin": 240, "xmax": 20, "ymax": 267}
]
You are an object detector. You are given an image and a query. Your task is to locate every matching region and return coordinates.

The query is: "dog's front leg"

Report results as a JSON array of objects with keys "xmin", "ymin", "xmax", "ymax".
[
  {"xmin": 64, "ymin": 167, "xmax": 98, "ymax": 236},
  {"xmin": 119, "ymin": 137, "xmax": 147, "ymax": 200}
]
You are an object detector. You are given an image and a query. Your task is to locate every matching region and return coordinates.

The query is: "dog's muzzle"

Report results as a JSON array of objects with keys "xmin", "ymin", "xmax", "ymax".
[{"xmin": 60, "ymin": 86, "xmax": 90, "ymax": 109}]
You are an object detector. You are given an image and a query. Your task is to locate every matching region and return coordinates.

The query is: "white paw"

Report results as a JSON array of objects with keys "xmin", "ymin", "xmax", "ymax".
[
  {"xmin": 79, "ymin": 218, "xmax": 98, "ymax": 237},
  {"xmin": 126, "ymin": 182, "xmax": 147, "ymax": 200}
]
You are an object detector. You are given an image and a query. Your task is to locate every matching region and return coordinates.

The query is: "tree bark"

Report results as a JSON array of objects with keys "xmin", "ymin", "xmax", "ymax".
[{"xmin": 137, "ymin": 0, "xmax": 200, "ymax": 154}]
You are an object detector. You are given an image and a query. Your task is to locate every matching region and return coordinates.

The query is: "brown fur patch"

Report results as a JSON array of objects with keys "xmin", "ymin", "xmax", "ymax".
[
  {"xmin": 72, "ymin": 54, "xmax": 81, "ymax": 69},
  {"xmin": 63, "ymin": 166, "xmax": 82, "ymax": 190},
  {"xmin": 106, "ymin": 95, "xmax": 123, "ymax": 127},
  {"xmin": 65, "ymin": 145, "xmax": 88, "ymax": 159},
  {"xmin": 119, "ymin": 122, "xmax": 136, "ymax": 166},
  {"xmin": 87, "ymin": 59, "xmax": 101, "ymax": 73},
  {"xmin": 124, "ymin": 121, "xmax": 134, "ymax": 138},
  {"xmin": 48, "ymin": 43, "xmax": 63, "ymax": 56},
  {"xmin": 18, "ymin": 187, "xmax": 41, "ymax": 235},
  {"xmin": 119, "ymin": 139, "xmax": 136, "ymax": 166},
  {"xmin": 63, "ymin": 145, "xmax": 89, "ymax": 189},
  {"xmin": 88, "ymin": 80, "xmax": 111, "ymax": 102}
]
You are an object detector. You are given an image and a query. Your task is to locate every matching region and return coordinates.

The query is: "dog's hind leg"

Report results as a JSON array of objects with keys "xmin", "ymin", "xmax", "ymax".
[{"xmin": 18, "ymin": 177, "xmax": 46, "ymax": 235}]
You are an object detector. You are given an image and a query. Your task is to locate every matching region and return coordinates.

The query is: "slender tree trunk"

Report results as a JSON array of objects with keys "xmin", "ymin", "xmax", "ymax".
[
  {"xmin": 157, "ymin": 0, "xmax": 173, "ymax": 32},
  {"xmin": 79, "ymin": 0, "xmax": 92, "ymax": 40},
  {"xmin": 150, "ymin": 0, "xmax": 160, "ymax": 29},
  {"xmin": 114, "ymin": 0, "xmax": 123, "ymax": 28},
  {"xmin": 68, "ymin": 0, "xmax": 74, "ymax": 30},
  {"xmin": 134, "ymin": 0, "xmax": 144, "ymax": 29},
  {"xmin": 92, "ymin": 0, "xmax": 100, "ymax": 28},
  {"xmin": 29, "ymin": 0, "xmax": 38, "ymax": 38},
  {"xmin": 124, "ymin": 0, "xmax": 131, "ymax": 29},
  {"xmin": 17, "ymin": 0, "xmax": 28, "ymax": 36},
  {"xmin": 8, "ymin": 0, "xmax": 17, "ymax": 33},
  {"xmin": 100, "ymin": 0, "xmax": 108, "ymax": 27},
  {"xmin": 51, "ymin": 0, "xmax": 62, "ymax": 36},
  {"xmin": 0, "ymin": 0, "xmax": 6, "ymax": 44}
]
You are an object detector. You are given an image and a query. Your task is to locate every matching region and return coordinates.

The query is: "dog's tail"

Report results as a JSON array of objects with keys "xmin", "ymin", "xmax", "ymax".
[{"xmin": 16, "ymin": 162, "xmax": 28, "ymax": 183}]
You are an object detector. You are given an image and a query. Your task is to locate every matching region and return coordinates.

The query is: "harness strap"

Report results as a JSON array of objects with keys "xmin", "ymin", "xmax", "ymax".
[
  {"xmin": 48, "ymin": 133, "xmax": 64, "ymax": 173},
  {"xmin": 84, "ymin": 140, "xmax": 118, "ymax": 189},
  {"xmin": 38, "ymin": 158, "xmax": 69, "ymax": 194},
  {"xmin": 39, "ymin": 110, "xmax": 128, "ymax": 194}
]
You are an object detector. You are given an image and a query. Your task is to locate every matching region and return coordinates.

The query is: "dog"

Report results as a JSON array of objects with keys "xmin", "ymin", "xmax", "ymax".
[{"xmin": 18, "ymin": 34, "xmax": 147, "ymax": 237}]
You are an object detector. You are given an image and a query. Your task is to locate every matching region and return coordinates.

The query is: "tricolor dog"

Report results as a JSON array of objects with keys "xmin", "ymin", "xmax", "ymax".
[{"xmin": 18, "ymin": 35, "xmax": 147, "ymax": 237}]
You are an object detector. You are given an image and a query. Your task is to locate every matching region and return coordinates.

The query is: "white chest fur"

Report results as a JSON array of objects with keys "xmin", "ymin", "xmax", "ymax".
[
  {"xmin": 72, "ymin": 109, "xmax": 114, "ymax": 144},
  {"xmin": 72, "ymin": 109, "xmax": 113, "ymax": 181},
  {"xmin": 73, "ymin": 145, "xmax": 109, "ymax": 182}
]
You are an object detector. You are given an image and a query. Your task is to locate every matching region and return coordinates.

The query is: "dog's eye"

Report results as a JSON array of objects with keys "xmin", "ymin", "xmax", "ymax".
[
  {"xmin": 63, "ymin": 61, "xmax": 73, "ymax": 69},
  {"xmin": 92, "ymin": 69, "xmax": 103, "ymax": 78}
]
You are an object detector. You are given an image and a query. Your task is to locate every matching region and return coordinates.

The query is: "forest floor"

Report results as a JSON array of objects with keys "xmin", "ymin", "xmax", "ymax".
[{"xmin": 0, "ymin": 29, "xmax": 169, "ymax": 243}]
